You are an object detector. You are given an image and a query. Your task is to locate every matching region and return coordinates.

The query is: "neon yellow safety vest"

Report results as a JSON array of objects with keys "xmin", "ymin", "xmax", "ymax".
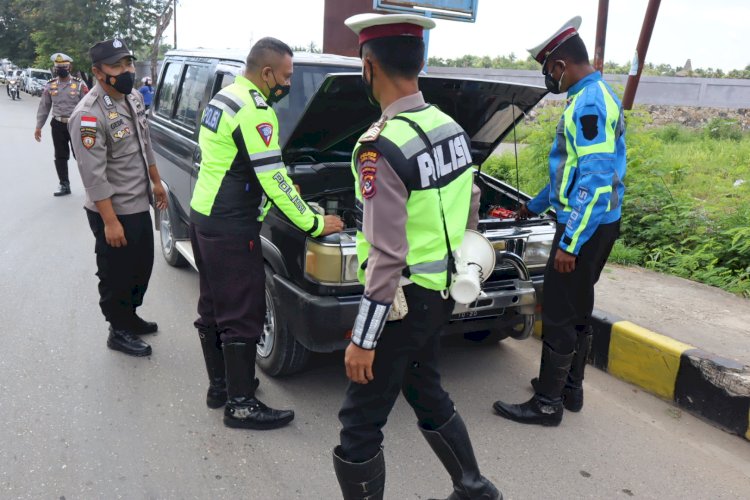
[
  {"xmin": 191, "ymin": 75, "xmax": 323, "ymax": 236},
  {"xmin": 352, "ymin": 105, "xmax": 475, "ymax": 291}
]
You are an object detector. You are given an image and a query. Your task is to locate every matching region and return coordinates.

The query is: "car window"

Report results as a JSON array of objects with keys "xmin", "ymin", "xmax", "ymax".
[
  {"xmin": 173, "ymin": 64, "xmax": 211, "ymax": 130},
  {"xmin": 209, "ymin": 72, "xmax": 236, "ymax": 99},
  {"xmin": 31, "ymin": 71, "xmax": 50, "ymax": 80},
  {"xmin": 155, "ymin": 62, "xmax": 182, "ymax": 117}
]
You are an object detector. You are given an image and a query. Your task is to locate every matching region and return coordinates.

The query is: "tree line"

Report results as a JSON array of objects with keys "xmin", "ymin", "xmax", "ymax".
[
  {"xmin": 427, "ymin": 53, "xmax": 750, "ymax": 80},
  {"xmin": 0, "ymin": 0, "xmax": 172, "ymax": 78}
]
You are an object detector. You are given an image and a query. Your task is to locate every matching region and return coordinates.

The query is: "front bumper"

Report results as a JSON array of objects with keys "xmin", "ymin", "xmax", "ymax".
[{"xmin": 273, "ymin": 270, "xmax": 542, "ymax": 353}]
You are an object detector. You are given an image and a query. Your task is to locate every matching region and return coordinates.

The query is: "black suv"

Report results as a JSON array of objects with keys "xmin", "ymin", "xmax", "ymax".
[{"xmin": 150, "ymin": 49, "xmax": 555, "ymax": 376}]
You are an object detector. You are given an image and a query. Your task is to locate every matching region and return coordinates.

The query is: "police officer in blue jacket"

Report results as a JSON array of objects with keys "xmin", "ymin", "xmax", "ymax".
[{"xmin": 493, "ymin": 16, "xmax": 626, "ymax": 426}]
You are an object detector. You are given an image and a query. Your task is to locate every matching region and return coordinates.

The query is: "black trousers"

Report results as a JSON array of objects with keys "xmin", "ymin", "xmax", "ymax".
[
  {"xmin": 339, "ymin": 285, "xmax": 456, "ymax": 463},
  {"xmin": 189, "ymin": 223, "xmax": 265, "ymax": 344},
  {"xmin": 541, "ymin": 220, "xmax": 620, "ymax": 354},
  {"xmin": 51, "ymin": 119, "xmax": 72, "ymax": 182},
  {"xmin": 86, "ymin": 209, "xmax": 154, "ymax": 330}
]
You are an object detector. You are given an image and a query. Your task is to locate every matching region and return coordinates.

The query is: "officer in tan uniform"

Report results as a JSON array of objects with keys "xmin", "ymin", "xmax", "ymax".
[
  {"xmin": 69, "ymin": 39, "xmax": 167, "ymax": 357},
  {"xmin": 35, "ymin": 53, "xmax": 89, "ymax": 196}
]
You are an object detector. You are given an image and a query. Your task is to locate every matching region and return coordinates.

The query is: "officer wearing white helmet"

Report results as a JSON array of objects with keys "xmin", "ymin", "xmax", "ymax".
[
  {"xmin": 35, "ymin": 52, "xmax": 89, "ymax": 196},
  {"xmin": 332, "ymin": 13, "xmax": 500, "ymax": 500}
]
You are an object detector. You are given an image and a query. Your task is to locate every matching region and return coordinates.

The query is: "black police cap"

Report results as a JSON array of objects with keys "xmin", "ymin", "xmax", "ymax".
[{"xmin": 89, "ymin": 38, "xmax": 137, "ymax": 65}]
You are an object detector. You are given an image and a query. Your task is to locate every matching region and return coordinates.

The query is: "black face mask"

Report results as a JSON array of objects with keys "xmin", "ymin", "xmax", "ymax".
[
  {"xmin": 55, "ymin": 67, "xmax": 70, "ymax": 78},
  {"xmin": 362, "ymin": 60, "xmax": 378, "ymax": 107},
  {"xmin": 264, "ymin": 70, "xmax": 290, "ymax": 105},
  {"xmin": 103, "ymin": 70, "xmax": 135, "ymax": 94},
  {"xmin": 544, "ymin": 62, "xmax": 566, "ymax": 94}
]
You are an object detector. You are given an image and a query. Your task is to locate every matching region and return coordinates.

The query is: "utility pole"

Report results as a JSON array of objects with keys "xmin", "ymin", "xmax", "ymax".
[
  {"xmin": 173, "ymin": 0, "xmax": 178, "ymax": 49},
  {"xmin": 622, "ymin": 0, "xmax": 661, "ymax": 110},
  {"xmin": 593, "ymin": 0, "xmax": 609, "ymax": 73}
]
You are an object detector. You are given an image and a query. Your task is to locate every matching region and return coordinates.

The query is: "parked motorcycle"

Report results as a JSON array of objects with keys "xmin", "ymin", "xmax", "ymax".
[{"xmin": 8, "ymin": 78, "xmax": 20, "ymax": 100}]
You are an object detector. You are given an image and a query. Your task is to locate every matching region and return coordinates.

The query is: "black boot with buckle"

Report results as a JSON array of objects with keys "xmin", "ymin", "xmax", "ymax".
[
  {"xmin": 493, "ymin": 343, "xmax": 573, "ymax": 426},
  {"xmin": 420, "ymin": 412, "xmax": 501, "ymax": 500},
  {"xmin": 222, "ymin": 342, "xmax": 292, "ymax": 429},
  {"xmin": 198, "ymin": 324, "xmax": 228, "ymax": 409},
  {"xmin": 531, "ymin": 326, "xmax": 592, "ymax": 412},
  {"xmin": 332, "ymin": 446, "xmax": 385, "ymax": 500}
]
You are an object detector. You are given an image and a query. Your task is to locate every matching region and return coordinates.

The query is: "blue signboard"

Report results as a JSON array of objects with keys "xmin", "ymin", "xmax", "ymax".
[{"xmin": 374, "ymin": 0, "xmax": 479, "ymax": 22}]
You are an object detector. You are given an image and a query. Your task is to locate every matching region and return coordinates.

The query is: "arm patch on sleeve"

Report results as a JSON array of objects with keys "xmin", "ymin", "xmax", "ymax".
[
  {"xmin": 580, "ymin": 114, "xmax": 599, "ymax": 141},
  {"xmin": 201, "ymin": 104, "xmax": 223, "ymax": 133}
]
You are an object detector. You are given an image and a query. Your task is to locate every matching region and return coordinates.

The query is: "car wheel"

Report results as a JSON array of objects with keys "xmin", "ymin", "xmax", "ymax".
[
  {"xmin": 256, "ymin": 265, "xmax": 310, "ymax": 377},
  {"xmin": 159, "ymin": 204, "xmax": 188, "ymax": 267}
]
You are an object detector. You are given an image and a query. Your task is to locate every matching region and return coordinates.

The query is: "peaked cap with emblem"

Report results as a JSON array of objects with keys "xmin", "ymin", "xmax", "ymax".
[
  {"xmin": 527, "ymin": 16, "xmax": 582, "ymax": 66},
  {"xmin": 51, "ymin": 53, "xmax": 73, "ymax": 64},
  {"xmin": 345, "ymin": 13, "xmax": 436, "ymax": 47},
  {"xmin": 89, "ymin": 38, "xmax": 137, "ymax": 65}
]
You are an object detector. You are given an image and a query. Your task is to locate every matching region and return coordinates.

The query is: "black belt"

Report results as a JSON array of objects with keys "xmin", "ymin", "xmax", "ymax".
[{"xmin": 53, "ymin": 116, "xmax": 70, "ymax": 123}]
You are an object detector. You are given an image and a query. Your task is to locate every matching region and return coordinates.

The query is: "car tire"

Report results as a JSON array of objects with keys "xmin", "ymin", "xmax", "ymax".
[
  {"xmin": 158, "ymin": 203, "xmax": 188, "ymax": 268},
  {"xmin": 256, "ymin": 265, "xmax": 310, "ymax": 377}
]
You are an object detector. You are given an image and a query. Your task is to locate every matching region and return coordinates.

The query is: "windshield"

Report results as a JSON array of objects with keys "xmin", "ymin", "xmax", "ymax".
[
  {"xmin": 274, "ymin": 64, "xmax": 357, "ymax": 146},
  {"xmin": 31, "ymin": 71, "xmax": 51, "ymax": 80}
]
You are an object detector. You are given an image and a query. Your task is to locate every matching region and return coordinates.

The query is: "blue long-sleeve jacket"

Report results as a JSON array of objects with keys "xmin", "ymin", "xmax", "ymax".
[{"xmin": 527, "ymin": 71, "xmax": 626, "ymax": 255}]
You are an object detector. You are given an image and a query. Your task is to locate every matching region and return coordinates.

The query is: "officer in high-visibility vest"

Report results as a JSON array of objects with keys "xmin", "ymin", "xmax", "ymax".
[
  {"xmin": 332, "ymin": 14, "xmax": 500, "ymax": 500},
  {"xmin": 493, "ymin": 16, "xmax": 626, "ymax": 426},
  {"xmin": 35, "ymin": 52, "xmax": 89, "ymax": 196},
  {"xmin": 190, "ymin": 37, "xmax": 343, "ymax": 430}
]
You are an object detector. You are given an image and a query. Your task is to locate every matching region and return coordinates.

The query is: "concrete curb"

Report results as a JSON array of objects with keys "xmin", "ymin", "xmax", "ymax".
[{"xmin": 533, "ymin": 309, "xmax": 750, "ymax": 440}]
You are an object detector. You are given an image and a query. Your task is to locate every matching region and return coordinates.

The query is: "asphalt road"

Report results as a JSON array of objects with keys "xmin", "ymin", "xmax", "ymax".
[{"xmin": 1, "ymin": 93, "xmax": 749, "ymax": 500}]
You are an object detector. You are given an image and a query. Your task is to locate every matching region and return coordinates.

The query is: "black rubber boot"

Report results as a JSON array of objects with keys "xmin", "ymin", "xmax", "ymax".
[
  {"xmin": 420, "ymin": 412, "xmax": 501, "ymax": 500},
  {"xmin": 531, "ymin": 327, "xmax": 592, "ymax": 412},
  {"xmin": 332, "ymin": 446, "xmax": 385, "ymax": 500},
  {"xmin": 222, "ymin": 342, "xmax": 293, "ymax": 429},
  {"xmin": 493, "ymin": 344, "xmax": 573, "ymax": 426},
  {"xmin": 53, "ymin": 180, "xmax": 71, "ymax": 196},
  {"xmin": 107, "ymin": 326, "xmax": 152, "ymax": 357},
  {"xmin": 198, "ymin": 325, "xmax": 228, "ymax": 409}
]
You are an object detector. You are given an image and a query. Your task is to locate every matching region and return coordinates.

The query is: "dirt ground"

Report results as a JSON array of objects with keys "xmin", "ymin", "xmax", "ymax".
[{"xmin": 595, "ymin": 264, "xmax": 750, "ymax": 366}]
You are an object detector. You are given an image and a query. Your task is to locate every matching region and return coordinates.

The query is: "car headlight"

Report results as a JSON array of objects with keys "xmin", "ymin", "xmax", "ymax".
[
  {"xmin": 524, "ymin": 237, "xmax": 553, "ymax": 268},
  {"xmin": 304, "ymin": 239, "xmax": 360, "ymax": 285}
]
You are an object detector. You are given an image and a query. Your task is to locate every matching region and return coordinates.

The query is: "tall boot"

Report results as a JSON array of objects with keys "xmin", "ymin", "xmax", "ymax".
[
  {"xmin": 332, "ymin": 446, "xmax": 385, "ymax": 500},
  {"xmin": 530, "ymin": 327, "xmax": 593, "ymax": 412},
  {"xmin": 493, "ymin": 344, "xmax": 573, "ymax": 426},
  {"xmin": 419, "ymin": 412, "xmax": 501, "ymax": 500},
  {"xmin": 197, "ymin": 325, "xmax": 228, "ymax": 409},
  {"xmin": 222, "ymin": 342, "xmax": 293, "ymax": 430},
  {"xmin": 53, "ymin": 160, "xmax": 71, "ymax": 196}
]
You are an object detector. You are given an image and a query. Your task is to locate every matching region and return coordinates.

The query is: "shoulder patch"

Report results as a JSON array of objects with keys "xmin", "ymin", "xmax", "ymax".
[
  {"xmin": 580, "ymin": 114, "xmax": 599, "ymax": 141},
  {"xmin": 80, "ymin": 115, "xmax": 97, "ymax": 149},
  {"xmin": 358, "ymin": 117, "xmax": 387, "ymax": 143},
  {"xmin": 250, "ymin": 90, "xmax": 268, "ymax": 109},
  {"xmin": 360, "ymin": 165, "xmax": 377, "ymax": 199},
  {"xmin": 358, "ymin": 148, "xmax": 380, "ymax": 166},
  {"xmin": 256, "ymin": 122, "xmax": 273, "ymax": 146},
  {"xmin": 201, "ymin": 104, "xmax": 223, "ymax": 133}
]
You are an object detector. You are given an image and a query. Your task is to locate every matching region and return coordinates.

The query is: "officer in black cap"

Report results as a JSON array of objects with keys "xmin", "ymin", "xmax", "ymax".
[{"xmin": 68, "ymin": 39, "xmax": 168, "ymax": 357}]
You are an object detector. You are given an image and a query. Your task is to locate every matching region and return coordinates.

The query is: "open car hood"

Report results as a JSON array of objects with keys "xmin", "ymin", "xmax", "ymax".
[{"xmin": 282, "ymin": 73, "xmax": 547, "ymax": 166}]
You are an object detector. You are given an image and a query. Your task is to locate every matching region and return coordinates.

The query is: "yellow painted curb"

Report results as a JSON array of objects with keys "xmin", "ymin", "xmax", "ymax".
[
  {"xmin": 608, "ymin": 321, "xmax": 694, "ymax": 400},
  {"xmin": 533, "ymin": 320, "xmax": 543, "ymax": 339}
]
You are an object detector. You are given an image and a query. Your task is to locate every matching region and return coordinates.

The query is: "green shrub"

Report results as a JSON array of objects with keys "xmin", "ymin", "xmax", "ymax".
[{"xmin": 704, "ymin": 117, "xmax": 743, "ymax": 141}]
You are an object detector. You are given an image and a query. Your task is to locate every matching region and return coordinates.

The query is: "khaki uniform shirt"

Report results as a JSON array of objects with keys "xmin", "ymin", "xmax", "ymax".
[
  {"xmin": 356, "ymin": 92, "xmax": 481, "ymax": 303},
  {"xmin": 69, "ymin": 85, "xmax": 156, "ymax": 215},
  {"xmin": 36, "ymin": 77, "xmax": 89, "ymax": 128}
]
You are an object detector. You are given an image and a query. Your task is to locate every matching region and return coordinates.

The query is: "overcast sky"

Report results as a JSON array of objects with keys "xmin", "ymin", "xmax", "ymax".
[{"xmin": 170, "ymin": 0, "xmax": 748, "ymax": 72}]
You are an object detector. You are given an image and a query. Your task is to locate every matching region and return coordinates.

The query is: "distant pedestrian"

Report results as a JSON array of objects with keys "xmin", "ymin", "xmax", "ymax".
[
  {"xmin": 34, "ymin": 53, "xmax": 88, "ymax": 196},
  {"xmin": 138, "ymin": 76, "xmax": 154, "ymax": 110},
  {"xmin": 493, "ymin": 16, "xmax": 627, "ymax": 426},
  {"xmin": 69, "ymin": 39, "xmax": 168, "ymax": 357}
]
